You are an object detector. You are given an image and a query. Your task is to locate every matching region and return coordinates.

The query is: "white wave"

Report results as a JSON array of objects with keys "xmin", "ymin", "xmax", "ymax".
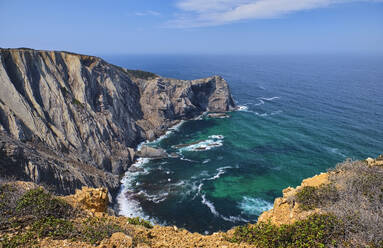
[
  {"xmin": 197, "ymin": 183, "xmax": 204, "ymax": 193},
  {"xmin": 173, "ymin": 180, "xmax": 186, "ymax": 186},
  {"xmin": 208, "ymin": 135, "xmax": 224, "ymax": 139},
  {"xmin": 137, "ymin": 190, "xmax": 169, "ymax": 204},
  {"xmin": 238, "ymin": 196, "xmax": 273, "ymax": 216},
  {"xmin": 117, "ymin": 118, "xmax": 188, "ymax": 224},
  {"xmin": 259, "ymin": 96, "xmax": 280, "ymax": 101},
  {"xmin": 207, "ymin": 166, "xmax": 231, "ymax": 181},
  {"xmin": 180, "ymin": 156, "xmax": 197, "ymax": 162},
  {"xmin": 193, "ymin": 111, "xmax": 208, "ymax": 120},
  {"xmin": 151, "ymin": 120, "xmax": 186, "ymax": 145},
  {"xmin": 254, "ymin": 112, "xmax": 268, "ymax": 117},
  {"xmin": 168, "ymin": 120, "xmax": 185, "ymax": 131},
  {"xmin": 253, "ymin": 110, "xmax": 283, "ymax": 117},
  {"xmin": 237, "ymin": 105, "xmax": 249, "ymax": 111},
  {"xmin": 118, "ymin": 158, "xmax": 151, "ymax": 217},
  {"xmin": 202, "ymin": 159, "xmax": 211, "ymax": 164},
  {"xmin": 179, "ymin": 138, "xmax": 224, "ymax": 152},
  {"xmin": 201, "ymin": 194, "xmax": 220, "ymax": 216},
  {"xmin": 154, "ymin": 130, "xmax": 173, "ymax": 143},
  {"xmin": 253, "ymin": 99, "xmax": 265, "ymax": 106},
  {"xmin": 201, "ymin": 194, "xmax": 249, "ymax": 223},
  {"xmin": 221, "ymin": 215, "xmax": 249, "ymax": 223}
]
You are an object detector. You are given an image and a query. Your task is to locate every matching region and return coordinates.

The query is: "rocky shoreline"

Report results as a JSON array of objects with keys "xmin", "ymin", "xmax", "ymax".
[{"xmin": 0, "ymin": 48, "xmax": 236, "ymax": 199}]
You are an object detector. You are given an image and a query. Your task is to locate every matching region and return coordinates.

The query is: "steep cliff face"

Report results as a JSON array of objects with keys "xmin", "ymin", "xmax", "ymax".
[{"xmin": 0, "ymin": 48, "xmax": 235, "ymax": 195}]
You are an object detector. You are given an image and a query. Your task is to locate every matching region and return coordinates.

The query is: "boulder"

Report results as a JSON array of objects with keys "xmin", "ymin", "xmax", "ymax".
[
  {"xmin": 66, "ymin": 186, "xmax": 109, "ymax": 213},
  {"xmin": 136, "ymin": 145, "xmax": 168, "ymax": 159}
]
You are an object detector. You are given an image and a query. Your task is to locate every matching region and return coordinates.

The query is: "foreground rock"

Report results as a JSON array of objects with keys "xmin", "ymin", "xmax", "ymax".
[
  {"xmin": 2, "ymin": 156, "xmax": 382, "ymax": 247},
  {"xmin": 257, "ymin": 172, "xmax": 329, "ymax": 225},
  {"xmin": 0, "ymin": 48, "xmax": 235, "ymax": 196},
  {"xmin": 0, "ymin": 181, "xmax": 250, "ymax": 248},
  {"xmin": 365, "ymin": 154, "xmax": 383, "ymax": 166}
]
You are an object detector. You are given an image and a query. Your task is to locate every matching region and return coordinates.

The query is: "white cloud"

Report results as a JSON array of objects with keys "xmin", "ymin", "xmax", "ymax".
[
  {"xmin": 135, "ymin": 10, "xmax": 161, "ymax": 17},
  {"xmin": 168, "ymin": 0, "xmax": 382, "ymax": 27}
]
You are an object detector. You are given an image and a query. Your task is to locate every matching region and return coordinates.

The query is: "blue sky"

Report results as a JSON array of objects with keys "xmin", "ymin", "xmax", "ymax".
[{"xmin": 0, "ymin": 0, "xmax": 382, "ymax": 55}]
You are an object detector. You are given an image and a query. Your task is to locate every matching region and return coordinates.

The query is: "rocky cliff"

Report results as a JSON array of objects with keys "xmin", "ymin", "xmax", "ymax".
[{"xmin": 0, "ymin": 48, "xmax": 235, "ymax": 196}]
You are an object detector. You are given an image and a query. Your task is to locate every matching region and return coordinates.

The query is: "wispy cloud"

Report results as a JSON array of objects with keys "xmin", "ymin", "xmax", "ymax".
[
  {"xmin": 135, "ymin": 10, "xmax": 161, "ymax": 17},
  {"xmin": 168, "ymin": 0, "xmax": 382, "ymax": 27}
]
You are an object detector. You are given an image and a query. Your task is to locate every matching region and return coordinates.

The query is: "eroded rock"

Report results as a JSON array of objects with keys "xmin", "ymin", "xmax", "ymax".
[
  {"xmin": 136, "ymin": 145, "xmax": 168, "ymax": 159},
  {"xmin": 0, "ymin": 48, "xmax": 235, "ymax": 195}
]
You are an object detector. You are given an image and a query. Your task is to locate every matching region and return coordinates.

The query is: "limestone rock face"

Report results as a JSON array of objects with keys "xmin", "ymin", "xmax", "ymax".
[
  {"xmin": 257, "ymin": 172, "xmax": 329, "ymax": 225},
  {"xmin": 366, "ymin": 155, "xmax": 383, "ymax": 166},
  {"xmin": 0, "ymin": 48, "xmax": 235, "ymax": 195},
  {"xmin": 65, "ymin": 186, "xmax": 109, "ymax": 213}
]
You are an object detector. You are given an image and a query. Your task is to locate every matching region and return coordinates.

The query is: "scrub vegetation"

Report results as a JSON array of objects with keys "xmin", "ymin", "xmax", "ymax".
[
  {"xmin": 0, "ymin": 184, "xmax": 151, "ymax": 247},
  {"xmin": 230, "ymin": 160, "xmax": 383, "ymax": 247}
]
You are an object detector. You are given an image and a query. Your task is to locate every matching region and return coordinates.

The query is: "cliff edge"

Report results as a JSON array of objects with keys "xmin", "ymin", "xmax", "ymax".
[
  {"xmin": 0, "ymin": 48, "xmax": 235, "ymax": 196},
  {"xmin": 1, "ymin": 157, "xmax": 381, "ymax": 247}
]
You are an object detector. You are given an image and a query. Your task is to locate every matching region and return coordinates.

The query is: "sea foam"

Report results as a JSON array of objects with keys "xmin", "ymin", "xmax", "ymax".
[
  {"xmin": 179, "ymin": 135, "xmax": 224, "ymax": 152},
  {"xmin": 238, "ymin": 196, "xmax": 273, "ymax": 216}
]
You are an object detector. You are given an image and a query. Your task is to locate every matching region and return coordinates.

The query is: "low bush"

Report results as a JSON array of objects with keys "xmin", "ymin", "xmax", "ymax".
[
  {"xmin": 325, "ymin": 160, "xmax": 383, "ymax": 246},
  {"xmin": 126, "ymin": 69, "xmax": 158, "ymax": 80},
  {"xmin": 230, "ymin": 214, "xmax": 345, "ymax": 248},
  {"xmin": 16, "ymin": 188, "xmax": 73, "ymax": 220},
  {"xmin": 296, "ymin": 184, "xmax": 338, "ymax": 211},
  {"xmin": 127, "ymin": 217, "xmax": 153, "ymax": 229},
  {"xmin": 0, "ymin": 186, "xmax": 133, "ymax": 247}
]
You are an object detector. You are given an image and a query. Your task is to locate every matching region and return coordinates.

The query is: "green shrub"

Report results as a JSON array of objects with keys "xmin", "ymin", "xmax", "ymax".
[
  {"xmin": 72, "ymin": 98, "xmax": 84, "ymax": 108},
  {"xmin": 127, "ymin": 217, "xmax": 153, "ymax": 229},
  {"xmin": 31, "ymin": 216, "xmax": 75, "ymax": 239},
  {"xmin": 126, "ymin": 69, "xmax": 157, "ymax": 80},
  {"xmin": 16, "ymin": 188, "xmax": 73, "ymax": 220},
  {"xmin": 0, "ymin": 232, "xmax": 37, "ymax": 248},
  {"xmin": 77, "ymin": 217, "xmax": 127, "ymax": 245},
  {"xmin": 0, "ymin": 187, "xmax": 133, "ymax": 247},
  {"xmin": 230, "ymin": 214, "xmax": 345, "ymax": 248}
]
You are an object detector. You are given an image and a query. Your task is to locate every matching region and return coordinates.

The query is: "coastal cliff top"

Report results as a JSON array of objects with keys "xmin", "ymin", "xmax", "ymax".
[{"xmin": 1, "ymin": 156, "xmax": 382, "ymax": 247}]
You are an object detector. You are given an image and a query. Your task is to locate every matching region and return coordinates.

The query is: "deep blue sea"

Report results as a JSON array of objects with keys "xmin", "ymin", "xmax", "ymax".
[{"xmin": 104, "ymin": 54, "xmax": 383, "ymax": 234}]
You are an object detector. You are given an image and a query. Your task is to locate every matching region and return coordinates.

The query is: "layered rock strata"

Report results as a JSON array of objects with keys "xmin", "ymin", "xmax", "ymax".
[{"xmin": 0, "ymin": 48, "xmax": 235, "ymax": 196}]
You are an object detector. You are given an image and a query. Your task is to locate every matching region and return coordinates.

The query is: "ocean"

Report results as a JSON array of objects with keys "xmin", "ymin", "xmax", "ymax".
[{"xmin": 103, "ymin": 54, "xmax": 383, "ymax": 234}]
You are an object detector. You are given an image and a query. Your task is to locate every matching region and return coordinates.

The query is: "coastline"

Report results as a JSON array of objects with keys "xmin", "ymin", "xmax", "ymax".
[
  {"xmin": 116, "ymin": 110, "xmax": 236, "ymax": 223},
  {"xmin": 116, "ymin": 115, "xmax": 200, "ymax": 221}
]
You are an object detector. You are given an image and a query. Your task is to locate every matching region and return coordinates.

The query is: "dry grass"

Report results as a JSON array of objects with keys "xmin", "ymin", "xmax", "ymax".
[{"xmin": 325, "ymin": 160, "xmax": 383, "ymax": 247}]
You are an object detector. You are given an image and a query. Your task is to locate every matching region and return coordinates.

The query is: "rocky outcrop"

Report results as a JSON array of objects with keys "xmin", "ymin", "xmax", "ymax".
[
  {"xmin": 136, "ymin": 145, "xmax": 168, "ymax": 159},
  {"xmin": 0, "ymin": 48, "xmax": 235, "ymax": 196},
  {"xmin": 63, "ymin": 186, "xmax": 109, "ymax": 213},
  {"xmin": 365, "ymin": 155, "xmax": 383, "ymax": 166},
  {"xmin": 257, "ymin": 172, "xmax": 329, "ymax": 225}
]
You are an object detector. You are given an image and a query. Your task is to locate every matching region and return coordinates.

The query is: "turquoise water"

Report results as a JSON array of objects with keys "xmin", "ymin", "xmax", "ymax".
[{"xmin": 106, "ymin": 55, "xmax": 383, "ymax": 233}]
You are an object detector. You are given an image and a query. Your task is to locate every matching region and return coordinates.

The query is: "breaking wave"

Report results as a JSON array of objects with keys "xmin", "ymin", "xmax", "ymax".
[
  {"xmin": 178, "ymin": 135, "xmax": 224, "ymax": 152},
  {"xmin": 201, "ymin": 194, "xmax": 249, "ymax": 223},
  {"xmin": 238, "ymin": 196, "xmax": 273, "ymax": 216}
]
